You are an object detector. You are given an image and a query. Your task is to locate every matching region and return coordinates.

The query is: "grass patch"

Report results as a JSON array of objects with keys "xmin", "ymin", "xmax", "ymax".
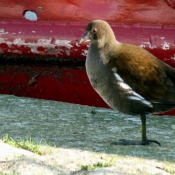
[
  {"xmin": 2, "ymin": 134, "xmax": 51, "ymax": 155},
  {"xmin": 164, "ymin": 168, "xmax": 175, "ymax": 175},
  {"xmin": 81, "ymin": 158, "xmax": 115, "ymax": 171},
  {"xmin": 0, "ymin": 173, "xmax": 17, "ymax": 175}
]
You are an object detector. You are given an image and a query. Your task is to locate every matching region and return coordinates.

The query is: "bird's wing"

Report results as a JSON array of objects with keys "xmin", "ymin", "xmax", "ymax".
[
  {"xmin": 108, "ymin": 43, "xmax": 175, "ymax": 104},
  {"xmin": 110, "ymin": 66, "xmax": 153, "ymax": 114}
]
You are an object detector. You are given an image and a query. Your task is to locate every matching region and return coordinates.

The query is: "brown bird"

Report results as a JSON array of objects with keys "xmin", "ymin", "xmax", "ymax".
[{"xmin": 79, "ymin": 20, "xmax": 175, "ymax": 146}]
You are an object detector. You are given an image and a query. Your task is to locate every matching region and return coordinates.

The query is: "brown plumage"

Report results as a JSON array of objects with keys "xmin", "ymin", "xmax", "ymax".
[{"xmin": 79, "ymin": 20, "xmax": 175, "ymax": 146}]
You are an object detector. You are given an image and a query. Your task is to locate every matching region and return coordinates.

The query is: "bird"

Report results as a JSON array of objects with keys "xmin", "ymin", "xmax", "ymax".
[{"xmin": 78, "ymin": 20, "xmax": 175, "ymax": 146}]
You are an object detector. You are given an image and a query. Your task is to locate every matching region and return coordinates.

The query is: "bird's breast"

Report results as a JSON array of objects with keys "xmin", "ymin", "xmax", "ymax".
[
  {"xmin": 85, "ymin": 53, "xmax": 108, "ymax": 92},
  {"xmin": 85, "ymin": 51, "xmax": 119, "ymax": 109},
  {"xmin": 85, "ymin": 50, "xmax": 153, "ymax": 115}
]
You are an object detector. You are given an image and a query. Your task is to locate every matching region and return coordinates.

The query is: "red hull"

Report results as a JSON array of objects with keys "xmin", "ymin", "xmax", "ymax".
[{"xmin": 0, "ymin": 0, "xmax": 175, "ymax": 115}]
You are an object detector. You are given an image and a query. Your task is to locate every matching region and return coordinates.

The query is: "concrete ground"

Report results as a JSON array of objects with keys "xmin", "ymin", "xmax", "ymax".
[{"xmin": 0, "ymin": 95, "xmax": 175, "ymax": 175}]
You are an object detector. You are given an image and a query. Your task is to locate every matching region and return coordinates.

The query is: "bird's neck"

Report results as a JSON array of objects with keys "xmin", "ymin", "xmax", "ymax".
[{"xmin": 98, "ymin": 40, "xmax": 121, "ymax": 65}]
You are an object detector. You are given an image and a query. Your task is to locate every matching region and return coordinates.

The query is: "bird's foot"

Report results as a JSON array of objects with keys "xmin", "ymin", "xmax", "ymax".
[{"xmin": 112, "ymin": 139, "xmax": 161, "ymax": 146}]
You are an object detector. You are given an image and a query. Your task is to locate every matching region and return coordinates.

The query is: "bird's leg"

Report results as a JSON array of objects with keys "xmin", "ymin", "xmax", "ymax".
[
  {"xmin": 112, "ymin": 115, "xmax": 161, "ymax": 146},
  {"xmin": 140, "ymin": 114, "xmax": 147, "ymax": 144},
  {"xmin": 140, "ymin": 114, "xmax": 161, "ymax": 146}
]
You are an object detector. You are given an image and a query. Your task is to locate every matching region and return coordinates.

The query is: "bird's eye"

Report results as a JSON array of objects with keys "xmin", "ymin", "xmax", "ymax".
[{"xmin": 92, "ymin": 28, "xmax": 97, "ymax": 33}]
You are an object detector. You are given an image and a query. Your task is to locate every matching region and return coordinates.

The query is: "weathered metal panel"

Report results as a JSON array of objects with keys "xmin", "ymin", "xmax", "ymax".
[
  {"xmin": 0, "ymin": 56, "xmax": 109, "ymax": 107},
  {"xmin": 0, "ymin": 0, "xmax": 175, "ymax": 25},
  {"xmin": 1, "ymin": 21, "xmax": 175, "ymax": 65}
]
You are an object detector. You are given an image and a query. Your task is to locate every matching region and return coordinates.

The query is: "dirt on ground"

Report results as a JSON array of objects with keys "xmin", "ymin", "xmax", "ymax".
[{"xmin": 0, "ymin": 95, "xmax": 175, "ymax": 175}]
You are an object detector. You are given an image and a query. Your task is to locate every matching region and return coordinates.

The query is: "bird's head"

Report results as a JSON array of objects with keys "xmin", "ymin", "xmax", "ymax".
[{"xmin": 78, "ymin": 20, "xmax": 116, "ymax": 48}]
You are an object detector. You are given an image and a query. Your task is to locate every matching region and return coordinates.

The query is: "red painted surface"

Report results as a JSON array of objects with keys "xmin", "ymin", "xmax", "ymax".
[
  {"xmin": 0, "ymin": 0, "xmax": 175, "ymax": 25},
  {"xmin": 0, "ymin": 63, "xmax": 108, "ymax": 108},
  {"xmin": 0, "ymin": 0, "xmax": 175, "ymax": 115},
  {"xmin": 1, "ymin": 21, "xmax": 175, "ymax": 64}
]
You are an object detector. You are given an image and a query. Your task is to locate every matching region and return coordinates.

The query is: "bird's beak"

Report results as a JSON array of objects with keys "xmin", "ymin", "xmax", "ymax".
[{"xmin": 78, "ymin": 31, "xmax": 90, "ymax": 45}]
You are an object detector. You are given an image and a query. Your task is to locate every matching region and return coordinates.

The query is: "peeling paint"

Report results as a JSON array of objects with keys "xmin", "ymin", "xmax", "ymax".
[
  {"xmin": 30, "ymin": 46, "xmax": 39, "ymax": 54},
  {"xmin": 81, "ymin": 49, "xmax": 88, "ymax": 56},
  {"xmin": 0, "ymin": 36, "xmax": 73, "ymax": 56},
  {"xmin": 38, "ymin": 38, "xmax": 52, "ymax": 45},
  {"xmin": 0, "ymin": 29, "xmax": 8, "ymax": 35},
  {"xmin": 0, "ymin": 22, "xmax": 175, "ymax": 64},
  {"xmin": 13, "ymin": 38, "xmax": 25, "ymax": 46},
  {"xmin": 75, "ymin": 42, "xmax": 80, "ymax": 47},
  {"xmin": 55, "ymin": 39, "xmax": 73, "ymax": 49},
  {"xmin": 140, "ymin": 42, "xmax": 154, "ymax": 49},
  {"xmin": 171, "ymin": 54, "xmax": 175, "ymax": 61},
  {"xmin": 161, "ymin": 42, "xmax": 170, "ymax": 50}
]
